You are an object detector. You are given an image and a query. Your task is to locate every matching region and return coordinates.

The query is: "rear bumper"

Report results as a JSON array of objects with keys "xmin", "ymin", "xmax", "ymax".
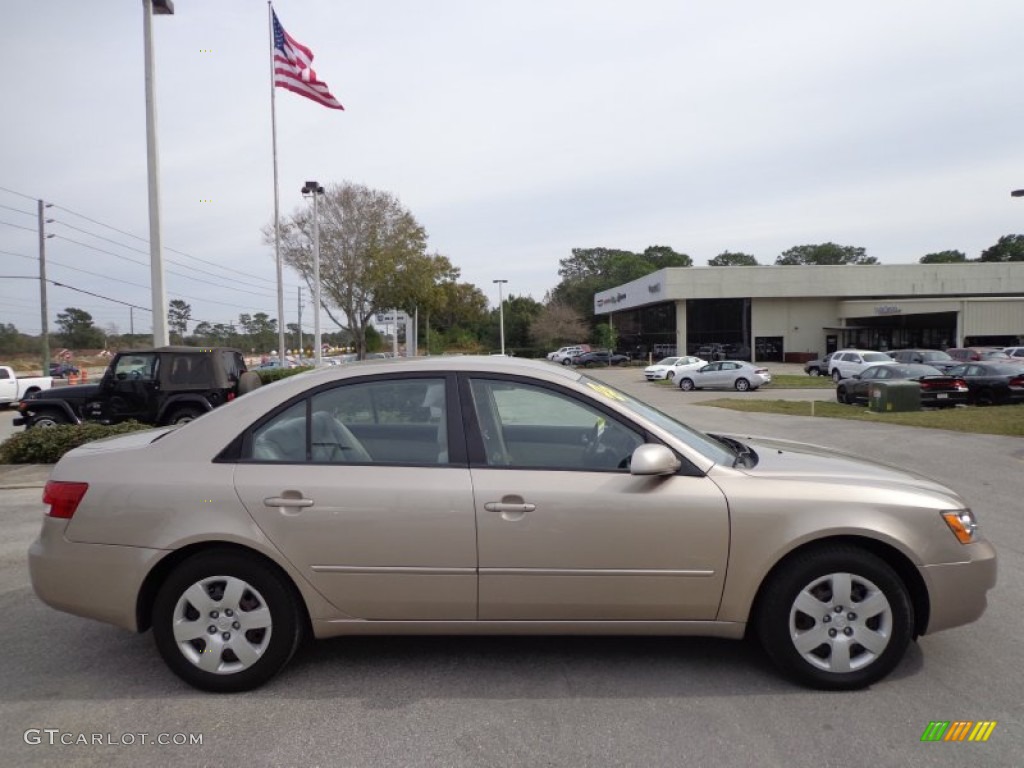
[
  {"xmin": 919, "ymin": 539, "xmax": 997, "ymax": 634},
  {"xmin": 28, "ymin": 517, "xmax": 165, "ymax": 632}
]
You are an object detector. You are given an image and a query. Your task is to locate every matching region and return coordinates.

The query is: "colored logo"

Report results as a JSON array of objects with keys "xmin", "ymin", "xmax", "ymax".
[{"xmin": 920, "ymin": 721, "xmax": 997, "ymax": 742}]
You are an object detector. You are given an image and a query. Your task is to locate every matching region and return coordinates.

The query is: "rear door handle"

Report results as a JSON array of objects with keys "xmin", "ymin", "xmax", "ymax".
[
  {"xmin": 484, "ymin": 502, "xmax": 536, "ymax": 513},
  {"xmin": 264, "ymin": 496, "xmax": 315, "ymax": 509}
]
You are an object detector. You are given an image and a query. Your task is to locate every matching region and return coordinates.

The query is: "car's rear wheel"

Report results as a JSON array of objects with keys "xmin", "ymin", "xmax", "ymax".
[
  {"xmin": 756, "ymin": 546, "xmax": 913, "ymax": 690},
  {"xmin": 976, "ymin": 388, "xmax": 995, "ymax": 406},
  {"xmin": 836, "ymin": 386, "xmax": 849, "ymax": 405},
  {"xmin": 735, "ymin": 378, "xmax": 750, "ymax": 392},
  {"xmin": 152, "ymin": 550, "xmax": 303, "ymax": 692},
  {"xmin": 30, "ymin": 411, "xmax": 69, "ymax": 428},
  {"xmin": 679, "ymin": 378, "xmax": 695, "ymax": 391},
  {"xmin": 562, "ymin": 359, "xmax": 571, "ymax": 366},
  {"xmin": 807, "ymin": 367, "xmax": 820, "ymax": 377},
  {"xmin": 832, "ymin": 370, "xmax": 843, "ymax": 383}
]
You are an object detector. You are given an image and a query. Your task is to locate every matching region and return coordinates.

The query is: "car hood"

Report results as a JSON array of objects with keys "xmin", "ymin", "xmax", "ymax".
[
  {"xmin": 724, "ymin": 435, "xmax": 962, "ymax": 503},
  {"xmin": 31, "ymin": 383, "xmax": 103, "ymax": 401}
]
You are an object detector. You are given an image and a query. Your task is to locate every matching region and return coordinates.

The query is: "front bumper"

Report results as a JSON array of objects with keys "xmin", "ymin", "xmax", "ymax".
[
  {"xmin": 28, "ymin": 517, "xmax": 166, "ymax": 632},
  {"xmin": 919, "ymin": 539, "xmax": 998, "ymax": 634}
]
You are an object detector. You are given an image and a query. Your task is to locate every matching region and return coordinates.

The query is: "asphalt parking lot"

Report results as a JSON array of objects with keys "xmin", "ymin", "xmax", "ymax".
[{"xmin": 0, "ymin": 369, "xmax": 1022, "ymax": 767}]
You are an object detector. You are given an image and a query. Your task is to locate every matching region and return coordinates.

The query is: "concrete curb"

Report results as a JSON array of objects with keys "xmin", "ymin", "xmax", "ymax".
[{"xmin": 0, "ymin": 465, "xmax": 54, "ymax": 490}]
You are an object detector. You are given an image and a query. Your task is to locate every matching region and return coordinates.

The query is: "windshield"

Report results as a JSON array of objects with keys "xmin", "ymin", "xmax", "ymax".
[
  {"xmin": 579, "ymin": 374, "xmax": 735, "ymax": 465},
  {"xmin": 862, "ymin": 352, "xmax": 892, "ymax": 363},
  {"xmin": 920, "ymin": 351, "xmax": 952, "ymax": 362}
]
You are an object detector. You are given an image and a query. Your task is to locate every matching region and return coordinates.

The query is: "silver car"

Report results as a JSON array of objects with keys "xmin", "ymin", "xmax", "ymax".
[
  {"xmin": 676, "ymin": 360, "xmax": 772, "ymax": 391},
  {"xmin": 29, "ymin": 357, "xmax": 995, "ymax": 692}
]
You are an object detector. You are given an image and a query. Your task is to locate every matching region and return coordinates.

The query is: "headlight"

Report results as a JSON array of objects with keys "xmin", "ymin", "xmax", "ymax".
[{"xmin": 941, "ymin": 509, "xmax": 978, "ymax": 544}]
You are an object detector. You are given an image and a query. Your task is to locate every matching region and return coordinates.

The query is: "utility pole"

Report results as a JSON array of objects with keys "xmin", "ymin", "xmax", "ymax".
[
  {"xmin": 38, "ymin": 200, "xmax": 50, "ymax": 376},
  {"xmin": 297, "ymin": 286, "xmax": 303, "ymax": 354}
]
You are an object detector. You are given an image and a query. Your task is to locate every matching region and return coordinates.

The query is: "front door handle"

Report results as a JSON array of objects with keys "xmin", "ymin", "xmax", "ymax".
[{"xmin": 484, "ymin": 502, "xmax": 536, "ymax": 513}]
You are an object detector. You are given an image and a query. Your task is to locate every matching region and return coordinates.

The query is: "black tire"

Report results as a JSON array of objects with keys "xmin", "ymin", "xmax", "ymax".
[
  {"xmin": 679, "ymin": 378, "xmax": 695, "ymax": 391},
  {"xmin": 30, "ymin": 411, "xmax": 70, "ymax": 428},
  {"xmin": 832, "ymin": 369, "xmax": 843, "ymax": 384},
  {"xmin": 238, "ymin": 371, "xmax": 261, "ymax": 395},
  {"xmin": 168, "ymin": 407, "xmax": 203, "ymax": 425},
  {"xmin": 735, "ymin": 378, "xmax": 750, "ymax": 392},
  {"xmin": 562, "ymin": 359, "xmax": 572, "ymax": 366},
  {"xmin": 755, "ymin": 546, "xmax": 913, "ymax": 690},
  {"xmin": 836, "ymin": 386, "xmax": 848, "ymax": 405},
  {"xmin": 807, "ymin": 367, "xmax": 820, "ymax": 377},
  {"xmin": 976, "ymin": 388, "xmax": 995, "ymax": 406},
  {"xmin": 152, "ymin": 550, "xmax": 303, "ymax": 693}
]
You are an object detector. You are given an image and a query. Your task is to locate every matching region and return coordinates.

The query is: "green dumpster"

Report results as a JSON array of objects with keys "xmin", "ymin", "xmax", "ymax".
[{"xmin": 868, "ymin": 380, "xmax": 920, "ymax": 412}]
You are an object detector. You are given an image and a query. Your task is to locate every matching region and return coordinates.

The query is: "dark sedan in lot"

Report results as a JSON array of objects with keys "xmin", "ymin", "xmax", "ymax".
[
  {"xmin": 945, "ymin": 361, "xmax": 1024, "ymax": 405},
  {"xmin": 571, "ymin": 351, "xmax": 630, "ymax": 367},
  {"xmin": 836, "ymin": 364, "xmax": 969, "ymax": 407}
]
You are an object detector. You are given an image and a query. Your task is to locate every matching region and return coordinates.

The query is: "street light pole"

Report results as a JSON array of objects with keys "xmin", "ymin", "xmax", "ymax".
[
  {"xmin": 143, "ymin": 0, "xmax": 174, "ymax": 348},
  {"xmin": 493, "ymin": 279, "xmax": 508, "ymax": 355},
  {"xmin": 301, "ymin": 181, "xmax": 325, "ymax": 366}
]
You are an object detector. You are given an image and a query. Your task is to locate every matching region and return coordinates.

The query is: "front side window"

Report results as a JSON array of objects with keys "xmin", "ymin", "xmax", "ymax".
[{"xmin": 468, "ymin": 379, "xmax": 643, "ymax": 470}]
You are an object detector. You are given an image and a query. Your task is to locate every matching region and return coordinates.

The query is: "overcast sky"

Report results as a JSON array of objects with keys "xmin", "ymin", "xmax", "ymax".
[{"xmin": 3, "ymin": 0, "xmax": 1024, "ymax": 338}]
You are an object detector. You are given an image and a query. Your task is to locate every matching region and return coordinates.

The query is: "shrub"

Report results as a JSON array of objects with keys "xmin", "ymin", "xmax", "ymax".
[
  {"xmin": 0, "ymin": 421, "xmax": 156, "ymax": 465},
  {"xmin": 255, "ymin": 366, "xmax": 314, "ymax": 384}
]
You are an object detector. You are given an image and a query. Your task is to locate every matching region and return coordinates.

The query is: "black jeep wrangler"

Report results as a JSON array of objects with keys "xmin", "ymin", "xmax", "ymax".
[{"xmin": 16, "ymin": 346, "xmax": 260, "ymax": 429}]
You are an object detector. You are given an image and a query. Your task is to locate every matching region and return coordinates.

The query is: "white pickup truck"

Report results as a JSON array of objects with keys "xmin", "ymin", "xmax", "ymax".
[{"xmin": 0, "ymin": 365, "xmax": 53, "ymax": 406}]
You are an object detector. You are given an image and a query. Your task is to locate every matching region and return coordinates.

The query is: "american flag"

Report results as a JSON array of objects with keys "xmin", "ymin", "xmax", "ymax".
[{"xmin": 272, "ymin": 10, "xmax": 344, "ymax": 110}]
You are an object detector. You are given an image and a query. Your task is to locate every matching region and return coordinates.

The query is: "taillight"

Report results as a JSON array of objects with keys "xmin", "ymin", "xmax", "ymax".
[
  {"xmin": 1010, "ymin": 376, "xmax": 1024, "ymax": 387},
  {"xmin": 952, "ymin": 379, "xmax": 968, "ymax": 390},
  {"xmin": 42, "ymin": 481, "xmax": 89, "ymax": 519}
]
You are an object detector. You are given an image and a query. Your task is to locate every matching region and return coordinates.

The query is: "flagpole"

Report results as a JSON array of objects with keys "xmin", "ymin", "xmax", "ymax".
[{"xmin": 268, "ymin": 1, "xmax": 287, "ymax": 366}]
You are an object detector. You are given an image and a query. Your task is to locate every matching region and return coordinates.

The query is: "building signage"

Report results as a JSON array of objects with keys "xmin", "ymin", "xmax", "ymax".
[
  {"xmin": 596, "ymin": 292, "xmax": 628, "ymax": 308},
  {"xmin": 874, "ymin": 305, "xmax": 902, "ymax": 315}
]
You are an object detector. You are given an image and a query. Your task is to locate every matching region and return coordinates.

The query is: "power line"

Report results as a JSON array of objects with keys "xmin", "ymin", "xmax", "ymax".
[
  {"xmin": 0, "ymin": 203, "xmax": 34, "ymax": 218},
  {"xmin": 50, "ymin": 201, "xmax": 299, "ymax": 289},
  {"xmin": 0, "ymin": 185, "xmax": 37, "ymax": 202},
  {"xmin": 0, "ymin": 218, "xmax": 37, "ymax": 234},
  {"xmin": 49, "ymin": 218, "xmax": 287, "ymax": 295}
]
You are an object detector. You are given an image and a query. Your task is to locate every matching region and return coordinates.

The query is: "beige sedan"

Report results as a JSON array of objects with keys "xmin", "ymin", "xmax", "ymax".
[{"xmin": 29, "ymin": 357, "xmax": 996, "ymax": 692}]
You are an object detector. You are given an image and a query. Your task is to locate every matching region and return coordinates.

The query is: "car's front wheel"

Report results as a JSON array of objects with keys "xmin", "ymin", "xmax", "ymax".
[
  {"xmin": 152, "ymin": 550, "xmax": 304, "ymax": 692},
  {"xmin": 678, "ymin": 378, "xmax": 695, "ymax": 391},
  {"xmin": 756, "ymin": 546, "xmax": 913, "ymax": 690},
  {"xmin": 807, "ymin": 367, "xmax": 820, "ymax": 377},
  {"xmin": 832, "ymin": 369, "xmax": 843, "ymax": 383}
]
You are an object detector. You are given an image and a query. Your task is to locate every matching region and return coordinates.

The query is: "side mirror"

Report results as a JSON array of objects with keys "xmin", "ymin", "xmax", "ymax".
[
  {"xmin": 630, "ymin": 444, "xmax": 681, "ymax": 476},
  {"xmin": 852, "ymin": 374, "xmax": 861, "ymax": 380}
]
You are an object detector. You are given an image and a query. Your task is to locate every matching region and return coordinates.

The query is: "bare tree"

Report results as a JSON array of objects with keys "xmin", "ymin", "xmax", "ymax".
[
  {"xmin": 530, "ymin": 300, "xmax": 589, "ymax": 349},
  {"xmin": 269, "ymin": 182, "xmax": 436, "ymax": 358}
]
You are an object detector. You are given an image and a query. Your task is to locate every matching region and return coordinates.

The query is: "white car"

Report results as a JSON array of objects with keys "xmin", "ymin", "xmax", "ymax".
[
  {"xmin": 828, "ymin": 350, "xmax": 897, "ymax": 382},
  {"xmin": 1002, "ymin": 346, "xmax": 1024, "ymax": 360},
  {"xmin": 644, "ymin": 356, "xmax": 707, "ymax": 381},
  {"xmin": 548, "ymin": 346, "xmax": 587, "ymax": 365},
  {"xmin": 676, "ymin": 361, "xmax": 772, "ymax": 392}
]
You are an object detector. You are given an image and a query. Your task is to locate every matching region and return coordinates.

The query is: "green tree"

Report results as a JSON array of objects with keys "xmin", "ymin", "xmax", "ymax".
[
  {"xmin": 978, "ymin": 235, "xmax": 1024, "ymax": 262},
  {"xmin": 919, "ymin": 250, "xmax": 967, "ymax": 264},
  {"xmin": 593, "ymin": 322, "xmax": 618, "ymax": 352},
  {"xmin": 167, "ymin": 299, "xmax": 192, "ymax": 344},
  {"xmin": 270, "ymin": 181, "xmax": 443, "ymax": 359},
  {"xmin": 709, "ymin": 251, "xmax": 759, "ymax": 266},
  {"xmin": 551, "ymin": 245, "xmax": 692, "ymax": 323},
  {"xmin": 55, "ymin": 307, "xmax": 105, "ymax": 349},
  {"xmin": 487, "ymin": 294, "xmax": 543, "ymax": 352},
  {"xmin": 775, "ymin": 243, "xmax": 877, "ymax": 265},
  {"xmin": 237, "ymin": 312, "xmax": 278, "ymax": 353}
]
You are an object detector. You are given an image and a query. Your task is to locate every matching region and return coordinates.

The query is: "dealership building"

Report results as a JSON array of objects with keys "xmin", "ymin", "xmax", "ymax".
[{"xmin": 593, "ymin": 263, "xmax": 1024, "ymax": 363}]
